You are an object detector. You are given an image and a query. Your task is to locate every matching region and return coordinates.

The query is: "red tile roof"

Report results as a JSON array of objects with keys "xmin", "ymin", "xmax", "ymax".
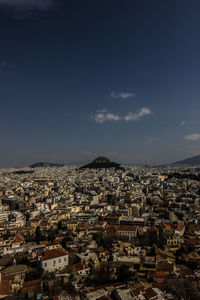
[
  {"xmin": 117, "ymin": 226, "xmax": 137, "ymax": 232},
  {"xmin": 0, "ymin": 279, "xmax": 10, "ymax": 296},
  {"xmin": 22, "ymin": 279, "xmax": 42, "ymax": 293},
  {"xmin": 39, "ymin": 248, "xmax": 68, "ymax": 261},
  {"xmin": 144, "ymin": 287, "xmax": 157, "ymax": 300}
]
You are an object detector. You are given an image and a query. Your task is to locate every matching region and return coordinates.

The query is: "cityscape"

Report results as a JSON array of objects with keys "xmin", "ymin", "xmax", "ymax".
[
  {"xmin": 0, "ymin": 0, "xmax": 200, "ymax": 299},
  {"xmin": 0, "ymin": 157, "xmax": 199, "ymax": 299}
]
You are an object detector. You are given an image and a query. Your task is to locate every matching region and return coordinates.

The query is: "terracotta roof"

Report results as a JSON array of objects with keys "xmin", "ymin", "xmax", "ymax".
[
  {"xmin": 39, "ymin": 248, "xmax": 68, "ymax": 261},
  {"xmin": 155, "ymin": 271, "xmax": 166, "ymax": 278},
  {"xmin": 62, "ymin": 262, "xmax": 89, "ymax": 273},
  {"xmin": 0, "ymin": 279, "xmax": 10, "ymax": 296},
  {"xmin": 131, "ymin": 285, "xmax": 145, "ymax": 296},
  {"xmin": 105, "ymin": 229, "xmax": 115, "ymax": 233},
  {"xmin": 157, "ymin": 261, "xmax": 173, "ymax": 272},
  {"xmin": 23, "ymin": 279, "xmax": 42, "ymax": 288},
  {"xmin": 97, "ymin": 296, "xmax": 112, "ymax": 300},
  {"xmin": 3, "ymin": 275, "xmax": 15, "ymax": 281},
  {"xmin": 22, "ymin": 279, "xmax": 42, "ymax": 293},
  {"xmin": 161, "ymin": 223, "xmax": 172, "ymax": 230},
  {"xmin": 105, "ymin": 225, "xmax": 120, "ymax": 230},
  {"xmin": 144, "ymin": 287, "xmax": 157, "ymax": 300},
  {"xmin": 46, "ymin": 241, "xmax": 61, "ymax": 247},
  {"xmin": 153, "ymin": 283, "xmax": 168, "ymax": 292},
  {"xmin": 176, "ymin": 224, "xmax": 185, "ymax": 231},
  {"xmin": 69, "ymin": 247, "xmax": 79, "ymax": 253},
  {"xmin": 117, "ymin": 226, "xmax": 137, "ymax": 231},
  {"xmin": 40, "ymin": 241, "xmax": 49, "ymax": 245}
]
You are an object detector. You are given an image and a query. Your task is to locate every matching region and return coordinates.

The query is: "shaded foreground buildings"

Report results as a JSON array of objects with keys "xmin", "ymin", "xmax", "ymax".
[{"xmin": 0, "ymin": 158, "xmax": 199, "ymax": 299}]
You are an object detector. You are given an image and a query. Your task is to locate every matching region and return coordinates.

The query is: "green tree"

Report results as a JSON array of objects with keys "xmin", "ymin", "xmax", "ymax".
[
  {"xmin": 117, "ymin": 265, "xmax": 137, "ymax": 283},
  {"xmin": 25, "ymin": 268, "xmax": 42, "ymax": 282},
  {"xmin": 63, "ymin": 282, "xmax": 77, "ymax": 296},
  {"xmin": 167, "ymin": 277, "xmax": 200, "ymax": 300},
  {"xmin": 35, "ymin": 226, "xmax": 43, "ymax": 242}
]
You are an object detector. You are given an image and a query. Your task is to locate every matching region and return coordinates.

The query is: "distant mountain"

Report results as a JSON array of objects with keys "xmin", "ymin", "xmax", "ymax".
[
  {"xmin": 172, "ymin": 154, "xmax": 200, "ymax": 165},
  {"xmin": 80, "ymin": 156, "xmax": 124, "ymax": 170},
  {"xmin": 29, "ymin": 162, "xmax": 64, "ymax": 168}
]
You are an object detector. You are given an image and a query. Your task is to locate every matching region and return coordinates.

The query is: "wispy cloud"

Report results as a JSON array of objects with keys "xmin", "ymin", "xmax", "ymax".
[
  {"xmin": 0, "ymin": 61, "xmax": 7, "ymax": 69},
  {"xmin": 94, "ymin": 109, "xmax": 121, "ymax": 123},
  {"xmin": 83, "ymin": 151, "xmax": 97, "ymax": 157},
  {"xmin": 124, "ymin": 107, "xmax": 151, "ymax": 121},
  {"xmin": 143, "ymin": 137, "xmax": 159, "ymax": 144},
  {"xmin": 185, "ymin": 133, "xmax": 200, "ymax": 141},
  {"xmin": 0, "ymin": 0, "xmax": 55, "ymax": 10},
  {"xmin": 0, "ymin": 61, "xmax": 15, "ymax": 71},
  {"xmin": 180, "ymin": 121, "xmax": 185, "ymax": 126},
  {"xmin": 111, "ymin": 91, "xmax": 136, "ymax": 99},
  {"xmin": 94, "ymin": 107, "xmax": 151, "ymax": 123},
  {"xmin": 96, "ymin": 109, "xmax": 107, "ymax": 113}
]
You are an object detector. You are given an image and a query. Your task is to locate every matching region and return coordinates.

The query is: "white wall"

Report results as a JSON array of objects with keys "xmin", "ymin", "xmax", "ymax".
[{"xmin": 41, "ymin": 254, "xmax": 69, "ymax": 271}]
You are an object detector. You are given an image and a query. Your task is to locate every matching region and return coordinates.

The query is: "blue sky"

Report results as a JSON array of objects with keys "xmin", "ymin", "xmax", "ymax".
[{"xmin": 0, "ymin": 0, "xmax": 200, "ymax": 167}]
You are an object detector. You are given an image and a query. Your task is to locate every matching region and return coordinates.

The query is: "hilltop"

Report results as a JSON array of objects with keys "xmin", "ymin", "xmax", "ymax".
[
  {"xmin": 172, "ymin": 154, "xmax": 200, "ymax": 165},
  {"xmin": 80, "ymin": 156, "xmax": 124, "ymax": 170},
  {"xmin": 29, "ymin": 162, "xmax": 64, "ymax": 168}
]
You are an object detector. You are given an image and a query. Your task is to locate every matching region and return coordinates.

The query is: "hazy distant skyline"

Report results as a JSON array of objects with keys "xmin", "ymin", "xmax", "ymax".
[{"xmin": 0, "ymin": 0, "xmax": 200, "ymax": 167}]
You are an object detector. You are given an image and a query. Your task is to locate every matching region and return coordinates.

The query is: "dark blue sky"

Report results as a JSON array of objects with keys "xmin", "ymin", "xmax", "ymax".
[{"xmin": 0, "ymin": 0, "xmax": 200, "ymax": 167}]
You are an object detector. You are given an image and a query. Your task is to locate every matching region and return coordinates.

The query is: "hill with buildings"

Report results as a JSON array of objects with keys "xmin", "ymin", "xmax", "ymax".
[
  {"xmin": 80, "ymin": 156, "xmax": 124, "ymax": 170},
  {"xmin": 29, "ymin": 162, "xmax": 64, "ymax": 168}
]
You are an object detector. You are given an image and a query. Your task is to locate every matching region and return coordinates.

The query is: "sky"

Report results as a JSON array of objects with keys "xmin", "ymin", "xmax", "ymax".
[{"xmin": 0, "ymin": 0, "xmax": 200, "ymax": 167}]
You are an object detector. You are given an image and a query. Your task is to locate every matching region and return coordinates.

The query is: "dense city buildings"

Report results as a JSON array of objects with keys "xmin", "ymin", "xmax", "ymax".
[{"xmin": 0, "ymin": 159, "xmax": 199, "ymax": 299}]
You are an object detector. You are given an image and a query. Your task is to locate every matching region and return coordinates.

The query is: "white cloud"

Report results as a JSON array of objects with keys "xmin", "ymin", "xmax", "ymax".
[
  {"xmin": 124, "ymin": 107, "xmax": 151, "ymax": 121},
  {"xmin": 0, "ymin": 0, "xmax": 54, "ymax": 10},
  {"xmin": 83, "ymin": 151, "xmax": 97, "ymax": 157},
  {"xmin": 180, "ymin": 121, "xmax": 185, "ymax": 126},
  {"xmin": 185, "ymin": 133, "xmax": 200, "ymax": 141},
  {"xmin": 94, "ymin": 107, "xmax": 152, "ymax": 124},
  {"xmin": 143, "ymin": 137, "xmax": 159, "ymax": 144},
  {"xmin": 96, "ymin": 108, "xmax": 107, "ymax": 113},
  {"xmin": 94, "ymin": 110, "xmax": 121, "ymax": 123},
  {"xmin": 111, "ymin": 91, "xmax": 136, "ymax": 99},
  {"xmin": 0, "ymin": 61, "xmax": 7, "ymax": 69},
  {"xmin": 0, "ymin": 61, "xmax": 15, "ymax": 71}
]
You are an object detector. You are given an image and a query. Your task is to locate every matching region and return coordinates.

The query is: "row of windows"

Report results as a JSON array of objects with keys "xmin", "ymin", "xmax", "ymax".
[
  {"xmin": 167, "ymin": 240, "xmax": 182, "ymax": 245},
  {"xmin": 119, "ymin": 231, "xmax": 136, "ymax": 235},
  {"xmin": 44, "ymin": 256, "xmax": 67, "ymax": 267}
]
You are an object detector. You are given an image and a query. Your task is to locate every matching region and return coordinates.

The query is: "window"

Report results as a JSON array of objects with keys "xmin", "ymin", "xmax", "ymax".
[
  {"xmin": 45, "ymin": 262, "xmax": 47, "ymax": 267},
  {"xmin": 59, "ymin": 258, "xmax": 61, "ymax": 263},
  {"xmin": 64, "ymin": 257, "xmax": 66, "ymax": 262}
]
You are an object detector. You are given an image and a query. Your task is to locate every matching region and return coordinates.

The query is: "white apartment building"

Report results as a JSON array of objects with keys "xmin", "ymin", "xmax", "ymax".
[{"xmin": 39, "ymin": 248, "xmax": 69, "ymax": 271}]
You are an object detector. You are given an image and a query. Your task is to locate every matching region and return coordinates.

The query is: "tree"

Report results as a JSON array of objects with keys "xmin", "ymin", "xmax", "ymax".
[
  {"xmin": 63, "ymin": 282, "xmax": 77, "ymax": 296},
  {"xmin": 61, "ymin": 231, "xmax": 72, "ymax": 249},
  {"xmin": 167, "ymin": 277, "xmax": 200, "ymax": 300},
  {"xmin": 35, "ymin": 226, "xmax": 43, "ymax": 242},
  {"xmin": 57, "ymin": 220, "xmax": 63, "ymax": 230},
  {"xmin": 25, "ymin": 268, "xmax": 42, "ymax": 282},
  {"xmin": 93, "ymin": 233, "xmax": 118, "ymax": 250},
  {"xmin": 117, "ymin": 265, "xmax": 137, "ymax": 283},
  {"xmin": 3, "ymin": 230, "xmax": 10, "ymax": 240},
  {"xmin": 90, "ymin": 266, "xmax": 113, "ymax": 286}
]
